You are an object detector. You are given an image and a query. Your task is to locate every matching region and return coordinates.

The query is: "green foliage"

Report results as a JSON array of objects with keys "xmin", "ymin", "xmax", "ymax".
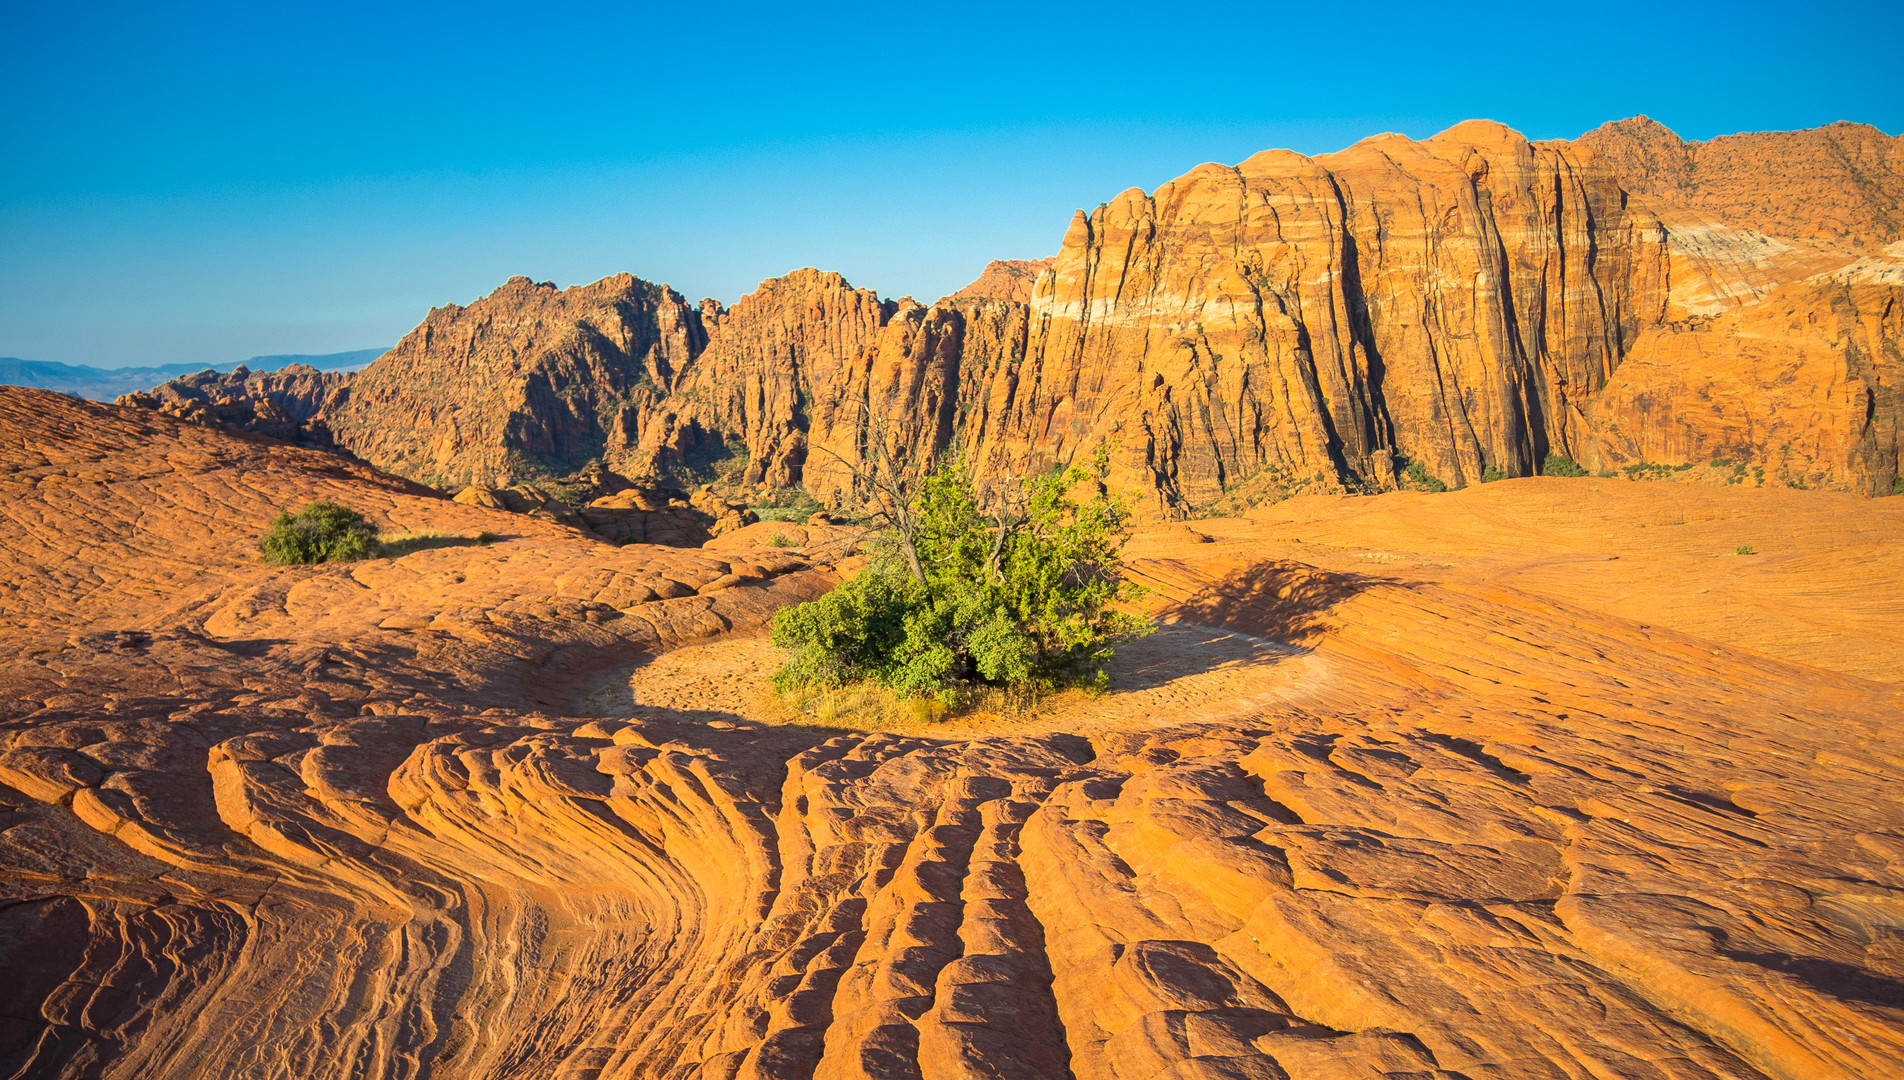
[
  {"xmin": 1736, "ymin": 544, "xmax": 1756, "ymax": 555},
  {"xmin": 771, "ymin": 454, "xmax": 1150, "ymax": 698},
  {"xmin": 1480, "ymin": 465, "xmax": 1508, "ymax": 484},
  {"xmin": 1542, "ymin": 454, "xmax": 1589, "ymax": 478},
  {"xmin": 1621, "ymin": 461, "xmax": 1676, "ymax": 481},
  {"xmin": 668, "ymin": 435, "xmax": 750, "ymax": 487},
  {"xmin": 545, "ymin": 483, "xmax": 590, "ymax": 511},
  {"xmin": 261, "ymin": 501, "xmax": 381, "ymax": 564},
  {"xmin": 1393, "ymin": 454, "xmax": 1448, "ymax": 493},
  {"xmin": 752, "ymin": 486, "xmax": 824, "ymax": 523},
  {"xmin": 1893, "ymin": 476, "xmax": 1904, "ymax": 496},
  {"xmin": 767, "ymin": 531, "xmax": 793, "ymax": 548}
]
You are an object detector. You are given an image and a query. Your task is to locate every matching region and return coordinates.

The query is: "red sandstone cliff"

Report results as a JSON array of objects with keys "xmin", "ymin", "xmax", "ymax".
[
  {"xmin": 122, "ymin": 119, "xmax": 1904, "ymax": 513},
  {"xmin": 325, "ymin": 274, "xmax": 709, "ymax": 488}
]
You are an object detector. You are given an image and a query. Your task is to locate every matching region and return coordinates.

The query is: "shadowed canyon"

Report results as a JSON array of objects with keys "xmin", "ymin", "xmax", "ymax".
[{"xmin": 5, "ymin": 115, "xmax": 1904, "ymax": 1080}]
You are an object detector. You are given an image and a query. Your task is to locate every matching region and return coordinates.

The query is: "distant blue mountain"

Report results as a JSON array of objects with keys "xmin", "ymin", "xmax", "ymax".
[{"xmin": 0, "ymin": 348, "xmax": 388, "ymax": 401}]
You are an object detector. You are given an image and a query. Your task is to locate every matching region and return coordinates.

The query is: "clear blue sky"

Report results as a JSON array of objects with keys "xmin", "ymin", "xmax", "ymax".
[{"xmin": 3, "ymin": 1, "xmax": 1899, "ymax": 367}]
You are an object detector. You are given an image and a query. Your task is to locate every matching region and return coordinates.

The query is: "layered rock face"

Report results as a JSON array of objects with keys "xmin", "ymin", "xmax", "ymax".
[
  {"xmin": 921, "ymin": 119, "xmax": 1898, "ymax": 510},
  {"xmin": 325, "ymin": 274, "xmax": 710, "ymax": 488},
  {"xmin": 5, "ymin": 385, "xmax": 1904, "ymax": 1079},
  {"xmin": 119, "ymin": 120, "xmax": 1903, "ymax": 514}
]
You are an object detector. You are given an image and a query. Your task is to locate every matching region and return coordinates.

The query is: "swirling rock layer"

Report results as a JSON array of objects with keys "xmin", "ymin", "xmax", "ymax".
[{"xmin": 4, "ymin": 385, "xmax": 1904, "ymax": 1078}]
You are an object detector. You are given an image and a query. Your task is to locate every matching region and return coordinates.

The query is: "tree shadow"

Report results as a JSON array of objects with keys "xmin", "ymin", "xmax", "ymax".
[
  {"xmin": 1720, "ymin": 949, "xmax": 1904, "ymax": 1011},
  {"xmin": 380, "ymin": 532, "xmax": 503, "ymax": 558},
  {"xmin": 1162, "ymin": 559, "xmax": 1402, "ymax": 643},
  {"xmin": 1099, "ymin": 623, "xmax": 1300, "ymax": 692}
]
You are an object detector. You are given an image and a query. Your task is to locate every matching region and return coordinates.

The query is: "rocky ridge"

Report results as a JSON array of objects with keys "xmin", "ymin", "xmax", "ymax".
[
  {"xmin": 116, "ymin": 363, "xmax": 350, "ymax": 448},
  {"xmin": 944, "ymin": 257, "xmax": 1056, "ymax": 304},
  {"xmin": 121, "ymin": 118, "xmax": 1904, "ymax": 517}
]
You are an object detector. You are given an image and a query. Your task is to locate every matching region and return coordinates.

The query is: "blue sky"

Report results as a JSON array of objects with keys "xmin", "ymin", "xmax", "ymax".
[{"xmin": 3, "ymin": 1, "xmax": 1899, "ymax": 367}]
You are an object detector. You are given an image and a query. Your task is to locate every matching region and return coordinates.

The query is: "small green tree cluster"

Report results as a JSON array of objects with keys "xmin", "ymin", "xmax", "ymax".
[
  {"xmin": 1392, "ymin": 453, "xmax": 1448, "ymax": 492},
  {"xmin": 261, "ymin": 501, "xmax": 381, "ymax": 564},
  {"xmin": 771, "ymin": 454, "xmax": 1149, "ymax": 698},
  {"xmin": 1541, "ymin": 454, "xmax": 1589, "ymax": 477}
]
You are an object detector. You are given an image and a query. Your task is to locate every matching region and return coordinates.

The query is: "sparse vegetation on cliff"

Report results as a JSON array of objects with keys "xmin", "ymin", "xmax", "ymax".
[
  {"xmin": 261, "ymin": 501, "xmax": 381, "ymax": 564},
  {"xmin": 1542, "ymin": 454, "xmax": 1589, "ymax": 477},
  {"xmin": 750, "ymin": 487, "xmax": 824, "ymax": 523},
  {"xmin": 1394, "ymin": 454, "xmax": 1449, "ymax": 493},
  {"xmin": 771, "ymin": 452, "xmax": 1149, "ymax": 702}
]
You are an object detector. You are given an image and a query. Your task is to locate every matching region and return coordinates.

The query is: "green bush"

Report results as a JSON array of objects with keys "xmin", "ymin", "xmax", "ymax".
[
  {"xmin": 1892, "ymin": 476, "xmax": 1903, "ymax": 496},
  {"xmin": 261, "ymin": 501, "xmax": 381, "ymax": 564},
  {"xmin": 1542, "ymin": 454, "xmax": 1589, "ymax": 478},
  {"xmin": 767, "ymin": 531, "xmax": 793, "ymax": 548},
  {"xmin": 1393, "ymin": 454, "xmax": 1448, "ymax": 493},
  {"xmin": 1736, "ymin": 544, "xmax": 1756, "ymax": 555},
  {"xmin": 751, "ymin": 486, "xmax": 825, "ymax": 523},
  {"xmin": 771, "ymin": 455, "xmax": 1150, "ymax": 698},
  {"xmin": 1480, "ymin": 465, "xmax": 1508, "ymax": 484}
]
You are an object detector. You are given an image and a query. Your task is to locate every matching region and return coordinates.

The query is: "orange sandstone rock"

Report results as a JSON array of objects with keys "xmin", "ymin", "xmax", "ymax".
[{"xmin": 3, "ymin": 385, "xmax": 1903, "ymax": 1079}]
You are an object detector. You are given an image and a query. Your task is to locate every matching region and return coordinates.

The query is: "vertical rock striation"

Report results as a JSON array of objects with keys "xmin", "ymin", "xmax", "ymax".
[{"xmin": 128, "ymin": 119, "xmax": 1903, "ymax": 512}]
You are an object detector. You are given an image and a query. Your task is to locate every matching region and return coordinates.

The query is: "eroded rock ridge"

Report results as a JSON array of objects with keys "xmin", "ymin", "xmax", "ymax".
[{"xmin": 125, "ymin": 119, "xmax": 1904, "ymax": 517}]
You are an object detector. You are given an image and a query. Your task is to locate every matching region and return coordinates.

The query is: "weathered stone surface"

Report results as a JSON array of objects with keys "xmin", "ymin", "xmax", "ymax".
[
  {"xmin": 582, "ymin": 120, "xmax": 1904, "ymax": 514},
  {"xmin": 1573, "ymin": 116, "xmax": 1904, "ymax": 249},
  {"xmin": 945, "ymin": 257, "xmax": 1056, "ymax": 304},
  {"xmin": 116, "ymin": 363, "xmax": 350, "ymax": 447},
  {"xmin": 4, "ymin": 384, "xmax": 1903, "ymax": 1079},
  {"xmin": 326, "ymin": 274, "xmax": 709, "ymax": 488},
  {"xmin": 113, "ymin": 119, "xmax": 1904, "ymax": 519}
]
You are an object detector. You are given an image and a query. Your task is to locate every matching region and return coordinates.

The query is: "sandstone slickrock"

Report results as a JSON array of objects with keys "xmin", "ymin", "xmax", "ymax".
[{"xmin": 5, "ymin": 385, "xmax": 1904, "ymax": 1079}]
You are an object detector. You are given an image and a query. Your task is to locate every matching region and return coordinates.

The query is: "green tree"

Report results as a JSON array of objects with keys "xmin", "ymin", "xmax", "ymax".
[
  {"xmin": 771, "ymin": 452, "xmax": 1150, "ymax": 698},
  {"xmin": 261, "ymin": 501, "xmax": 382, "ymax": 564}
]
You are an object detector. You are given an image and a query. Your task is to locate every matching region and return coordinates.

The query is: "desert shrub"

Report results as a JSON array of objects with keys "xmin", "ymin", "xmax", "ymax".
[
  {"xmin": 477, "ymin": 531, "xmax": 499, "ymax": 544},
  {"xmin": 767, "ymin": 530, "xmax": 793, "ymax": 548},
  {"xmin": 1894, "ymin": 476, "xmax": 1904, "ymax": 496},
  {"xmin": 1393, "ymin": 454, "xmax": 1448, "ymax": 493},
  {"xmin": 752, "ymin": 486, "xmax": 825, "ymax": 523},
  {"xmin": 771, "ymin": 454, "xmax": 1149, "ymax": 699},
  {"xmin": 261, "ymin": 501, "xmax": 381, "ymax": 564},
  {"xmin": 1736, "ymin": 544, "xmax": 1756, "ymax": 555},
  {"xmin": 1542, "ymin": 454, "xmax": 1589, "ymax": 478},
  {"xmin": 1621, "ymin": 461, "xmax": 1676, "ymax": 481},
  {"xmin": 545, "ymin": 483, "xmax": 590, "ymax": 511},
  {"xmin": 1480, "ymin": 465, "xmax": 1508, "ymax": 484}
]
